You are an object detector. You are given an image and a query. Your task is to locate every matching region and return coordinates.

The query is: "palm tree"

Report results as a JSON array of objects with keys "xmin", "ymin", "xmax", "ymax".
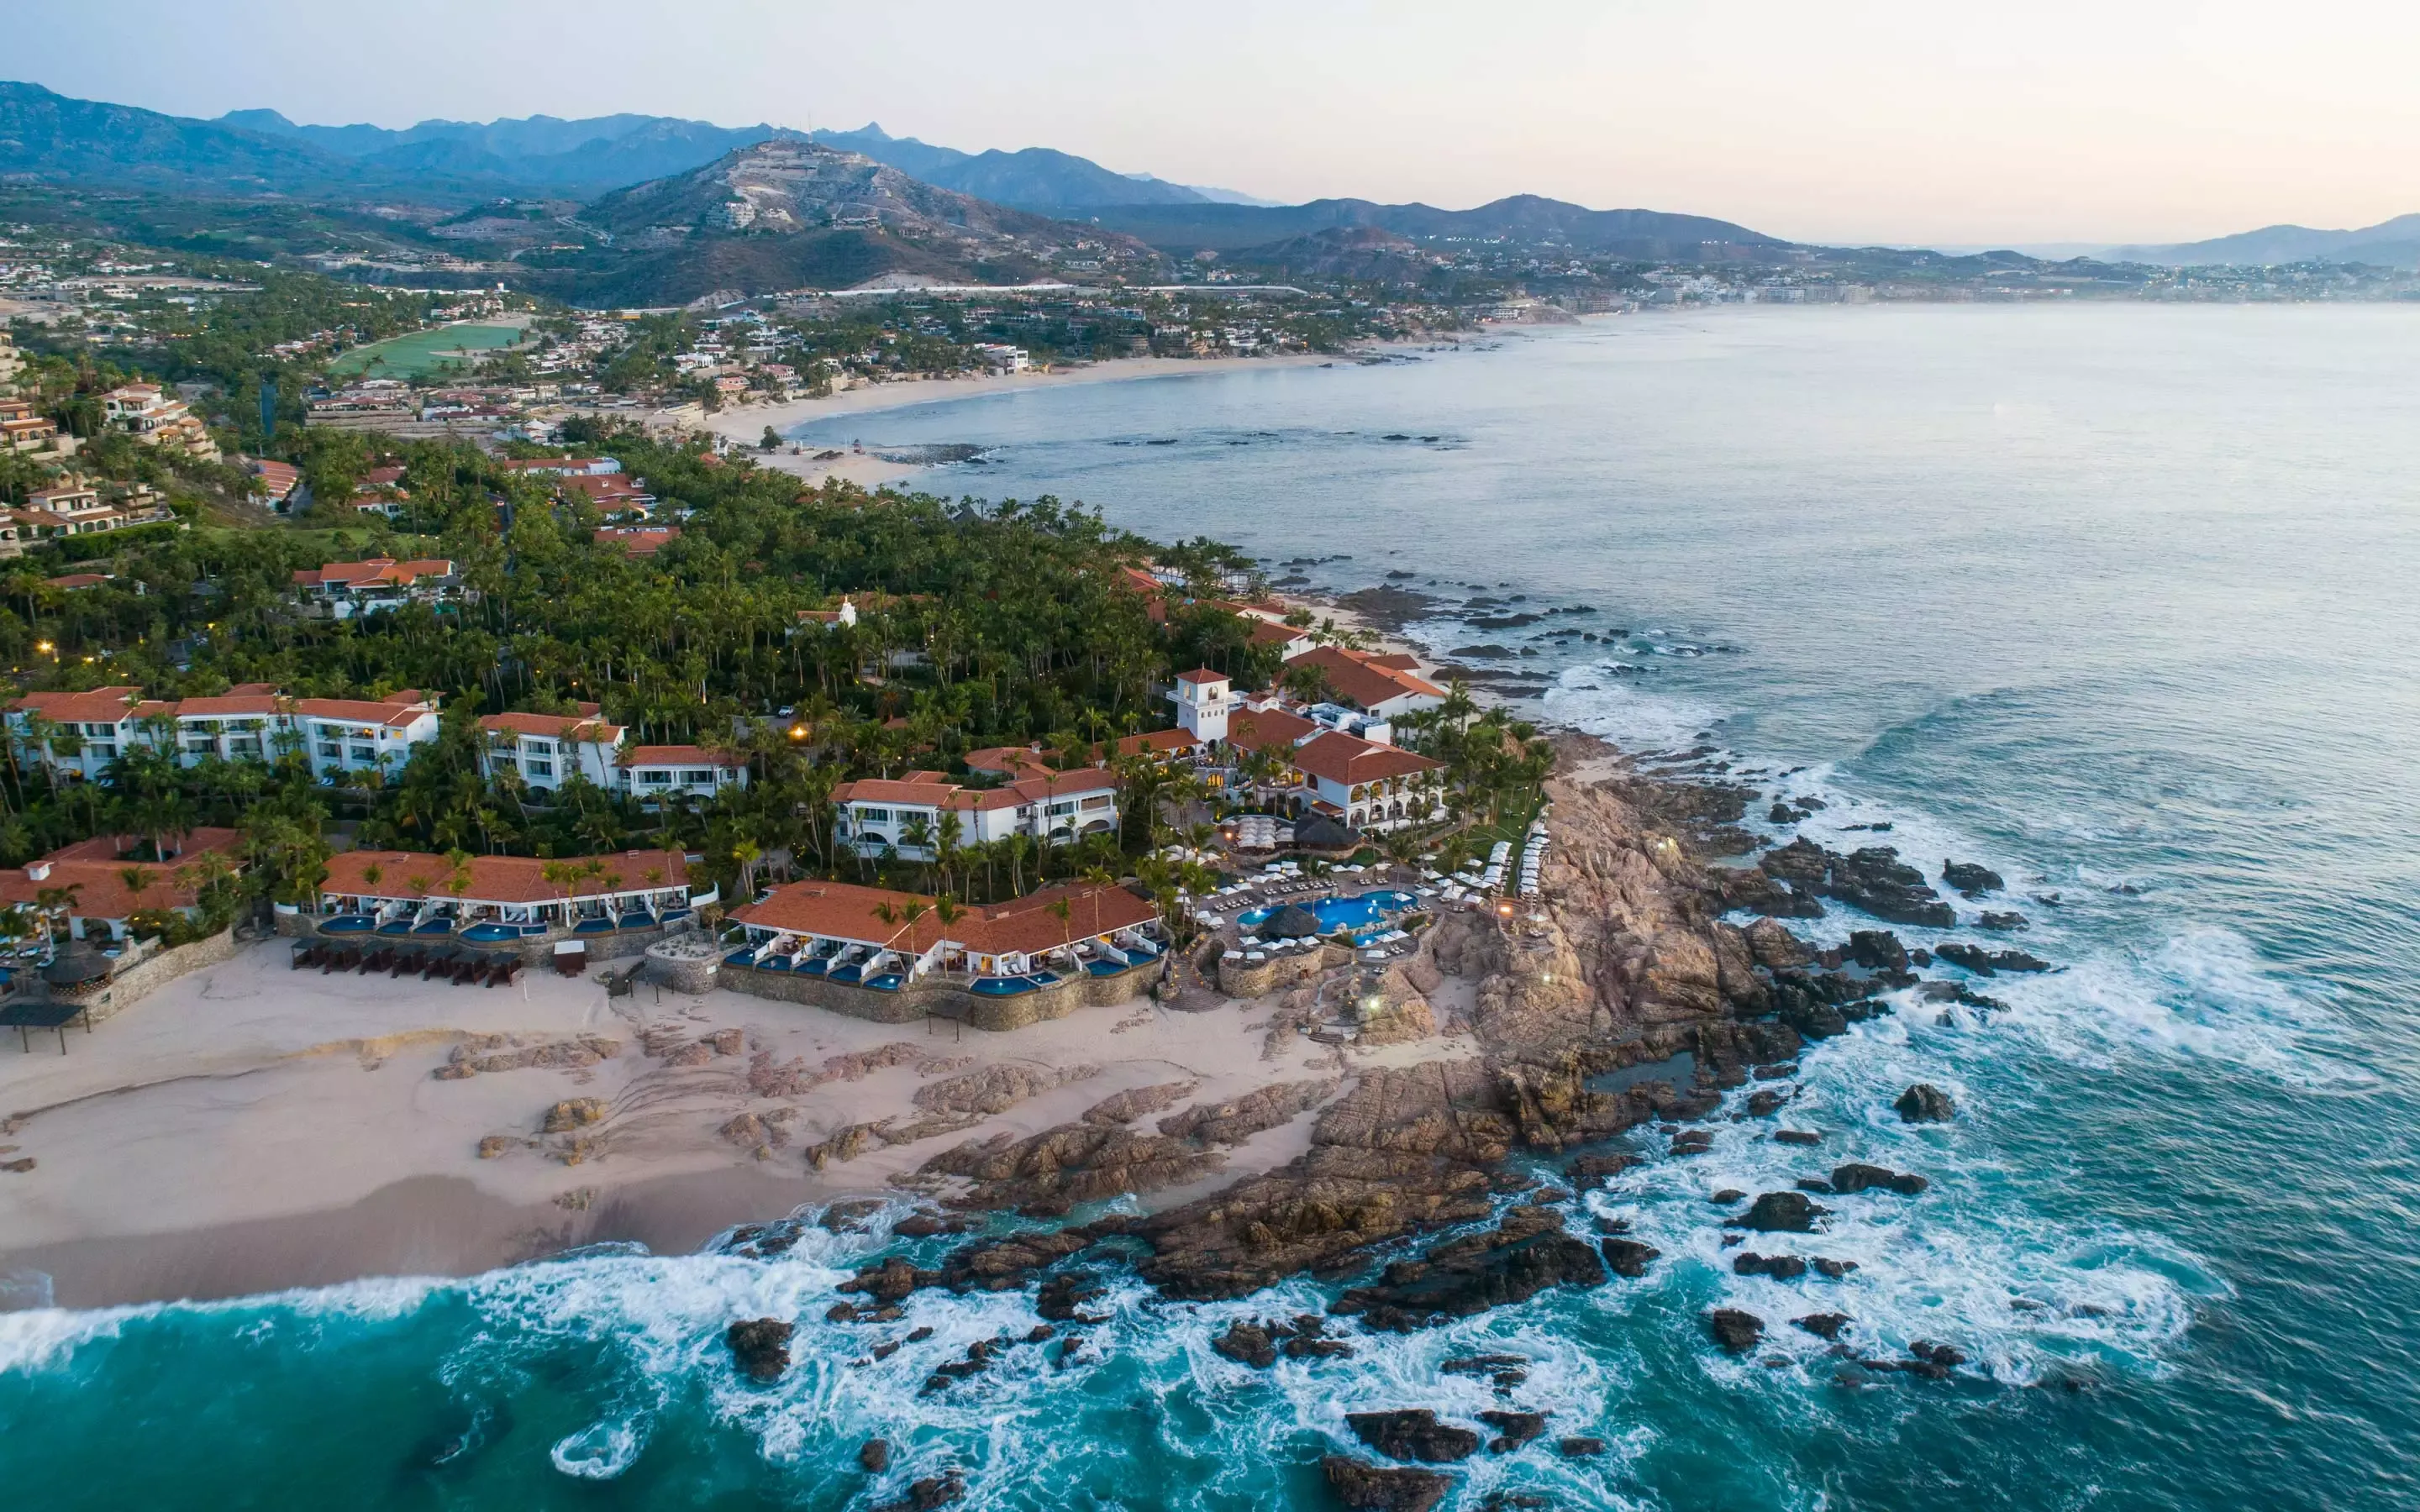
[
  {"xmin": 733, "ymin": 838, "xmax": 764, "ymax": 901},
  {"xmin": 33, "ymin": 882, "xmax": 82, "ymax": 943}
]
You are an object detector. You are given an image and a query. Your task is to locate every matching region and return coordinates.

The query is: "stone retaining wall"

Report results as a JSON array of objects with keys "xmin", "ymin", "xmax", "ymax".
[
  {"xmin": 1217, "ymin": 942, "xmax": 1354, "ymax": 999},
  {"xmin": 275, "ymin": 910, "xmax": 697, "ymax": 966},
  {"xmin": 51, "ymin": 927, "xmax": 243, "ymax": 1025},
  {"xmin": 722, "ymin": 959, "xmax": 1149, "ymax": 1031}
]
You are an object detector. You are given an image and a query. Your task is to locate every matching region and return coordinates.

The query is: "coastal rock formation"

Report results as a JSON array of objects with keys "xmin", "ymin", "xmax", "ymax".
[
  {"xmin": 1321, "ymin": 1455, "xmax": 1455, "ymax": 1512},
  {"xmin": 1736, "ymin": 1191, "xmax": 1825, "ymax": 1231},
  {"xmin": 540, "ymin": 1097, "xmax": 608, "ymax": 1133},
  {"xmin": 1733, "ymin": 1252, "xmax": 1807, "ymax": 1279},
  {"xmin": 435, "ymin": 1033, "xmax": 620, "ymax": 1079},
  {"xmin": 1599, "ymin": 1237, "xmax": 1660, "ymax": 1277},
  {"xmin": 1793, "ymin": 1312, "xmax": 1850, "ymax": 1341},
  {"xmin": 1345, "ymin": 1410, "xmax": 1482, "ymax": 1462},
  {"xmin": 1829, "ymin": 1163, "xmax": 1928, "ymax": 1196},
  {"xmin": 1081, "ymin": 1080, "xmax": 1200, "ymax": 1126},
  {"xmin": 1760, "ymin": 839, "xmax": 1955, "ymax": 927},
  {"xmin": 1156, "ymin": 1079, "xmax": 1339, "ymax": 1145},
  {"xmin": 1707, "ymin": 1308, "xmax": 1765, "ymax": 1353},
  {"xmin": 1329, "ymin": 1203, "xmax": 1607, "ymax": 1331},
  {"xmin": 1933, "ymin": 942, "xmax": 2050, "ymax": 976},
  {"xmin": 914, "ymin": 1063, "xmax": 1100, "ymax": 1117},
  {"xmin": 860, "ymin": 1439, "xmax": 892, "ymax": 1473},
  {"xmin": 1476, "ymin": 1410, "xmax": 1548, "ymax": 1452},
  {"xmin": 1895, "ymin": 1084, "xmax": 1957, "ymax": 1123},
  {"xmin": 726, "ymin": 1318, "xmax": 793, "ymax": 1382},
  {"xmin": 1942, "ymin": 860, "xmax": 2005, "ymax": 897}
]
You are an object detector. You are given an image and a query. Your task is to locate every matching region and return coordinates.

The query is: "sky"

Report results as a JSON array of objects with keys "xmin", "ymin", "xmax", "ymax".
[{"xmin": 15, "ymin": 0, "xmax": 2420, "ymax": 246}]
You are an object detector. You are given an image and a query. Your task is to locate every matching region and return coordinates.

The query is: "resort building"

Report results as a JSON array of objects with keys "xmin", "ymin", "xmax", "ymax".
[
  {"xmin": 314, "ymin": 847, "xmax": 710, "ymax": 935},
  {"xmin": 290, "ymin": 558, "xmax": 462, "ymax": 618},
  {"xmin": 0, "ymin": 828, "xmax": 245, "ymax": 941},
  {"xmin": 596, "ymin": 526, "xmax": 680, "ymax": 555},
  {"xmin": 5, "ymin": 685, "xmax": 443, "ymax": 784},
  {"xmin": 494, "ymin": 456, "xmax": 622, "ymax": 479},
  {"xmin": 476, "ymin": 708, "xmax": 749, "ymax": 800},
  {"xmin": 1286, "ymin": 645, "xmax": 1446, "ymax": 719},
  {"xmin": 830, "ymin": 766, "xmax": 1122, "ymax": 858},
  {"xmin": 729, "ymin": 878, "xmax": 1158, "ymax": 984},
  {"xmin": 1170, "ymin": 670, "xmax": 1449, "ymax": 833},
  {"xmin": 477, "ymin": 706, "xmax": 625, "ymax": 790},
  {"xmin": 100, "ymin": 383, "xmax": 220, "ymax": 461},
  {"xmin": 243, "ymin": 457, "xmax": 303, "ymax": 510},
  {"xmin": 0, "ymin": 397, "xmax": 67, "ymax": 457}
]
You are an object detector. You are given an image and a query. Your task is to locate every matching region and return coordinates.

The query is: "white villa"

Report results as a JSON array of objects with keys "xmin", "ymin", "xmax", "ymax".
[{"xmin": 830, "ymin": 766, "xmax": 1121, "ymax": 859}]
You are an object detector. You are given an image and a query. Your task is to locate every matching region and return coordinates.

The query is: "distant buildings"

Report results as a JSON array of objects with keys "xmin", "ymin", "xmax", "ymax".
[
  {"xmin": 290, "ymin": 557, "xmax": 463, "ymax": 618},
  {"xmin": 101, "ymin": 383, "xmax": 219, "ymax": 461}
]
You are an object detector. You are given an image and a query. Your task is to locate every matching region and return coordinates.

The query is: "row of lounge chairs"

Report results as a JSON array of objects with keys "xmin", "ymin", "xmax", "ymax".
[{"xmin": 291, "ymin": 938, "xmax": 523, "ymax": 987}]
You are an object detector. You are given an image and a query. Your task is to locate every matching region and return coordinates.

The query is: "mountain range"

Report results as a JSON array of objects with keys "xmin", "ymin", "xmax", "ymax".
[
  {"xmin": 2106, "ymin": 215, "xmax": 2420, "ymax": 270},
  {"xmin": 807, "ymin": 123, "xmax": 1271, "ymax": 209}
]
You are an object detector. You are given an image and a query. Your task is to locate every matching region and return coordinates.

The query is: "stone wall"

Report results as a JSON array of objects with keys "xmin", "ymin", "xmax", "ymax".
[
  {"xmin": 51, "ymin": 926, "xmax": 243, "ymax": 1024},
  {"xmin": 275, "ymin": 909, "xmax": 697, "ymax": 966},
  {"xmin": 721, "ymin": 960, "xmax": 1148, "ymax": 1031},
  {"xmin": 1217, "ymin": 942, "xmax": 1354, "ymax": 999}
]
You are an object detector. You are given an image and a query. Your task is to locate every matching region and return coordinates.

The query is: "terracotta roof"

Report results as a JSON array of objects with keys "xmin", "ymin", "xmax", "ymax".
[
  {"xmin": 1176, "ymin": 668, "xmax": 1228, "ymax": 685},
  {"xmin": 1288, "ymin": 730, "xmax": 1444, "ymax": 785},
  {"xmin": 172, "ymin": 694, "xmax": 285, "ymax": 717},
  {"xmin": 481, "ymin": 709, "xmax": 622, "ymax": 743},
  {"xmin": 0, "ymin": 829, "xmax": 245, "ymax": 920},
  {"xmin": 1249, "ymin": 620, "xmax": 1309, "ymax": 648},
  {"xmin": 734, "ymin": 879, "xmax": 1156, "ymax": 959},
  {"xmin": 291, "ymin": 696, "xmax": 437, "ymax": 728},
  {"xmin": 1114, "ymin": 729, "xmax": 1199, "ymax": 758},
  {"xmin": 8, "ymin": 687, "xmax": 146, "ymax": 725},
  {"xmin": 293, "ymin": 557, "xmax": 455, "ymax": 590},
  {"xmin": 1288, "ymin": 645, "xmax": 1445, "ymax": 710},
  {"xmin": 596, "ymin": 527, "xmax": 679, "ymax": 555},
  {"xmin": 320, "ymin": 848, "xmax": 688, "ymax": 905},
  {"xmin": 47, "ymin": 574, "xmax": 112, "ymax": 591},
  {"xmin": 964, "ymin": 745, "xmax": 1055, "ymax": 778},
  {"xmin": 1223, "ymin": 706, "xmax": 1318, "ymax": 753},
  {"xmin": 623, "ymin": 745, "xmax": 743, "ymax": 769}
]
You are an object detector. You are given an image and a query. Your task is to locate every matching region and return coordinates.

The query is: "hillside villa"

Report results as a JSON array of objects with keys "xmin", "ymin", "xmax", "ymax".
[
  {"xmin": 831, "ymin": 765, "xmax": 1121, "ymax": 858},
  {"xmin": 476, "ymin": 705, "xmax": 749, "ymax": 800}
]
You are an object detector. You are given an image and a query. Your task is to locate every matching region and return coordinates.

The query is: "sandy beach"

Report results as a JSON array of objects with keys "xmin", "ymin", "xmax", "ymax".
[
  {"xmin": 695, "ymin": 351, "xmax": 1346, "ymax": 486},
  {"xmin": 0, "ymin": 935, "xmax": 1383, "ymax": 1307}
]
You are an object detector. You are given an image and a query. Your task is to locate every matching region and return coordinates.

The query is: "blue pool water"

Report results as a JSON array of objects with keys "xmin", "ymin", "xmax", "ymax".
[
  {"xmin": 459, "ymin": 924, "xmax": 516, "ymax": 942},
  {"xmin": 1237, "ymin": 889, "xmax": 1414, "ymax": 933},
  {"xmin": 319, "ymin": 915, "xmax": 374, "ymax": 932}
]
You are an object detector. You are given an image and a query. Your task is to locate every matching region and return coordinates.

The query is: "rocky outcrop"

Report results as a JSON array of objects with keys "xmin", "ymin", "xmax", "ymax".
[
  {"xmin": 1599, "ymin": 1237, "xmax": 1660, "ymax": 1277},
  {"xmin": 1792, "ymin": 1312, "xmax": 1849, "ymax": 1341},
  {"xmin": 1895, "ymin": 1084, "xmax": 1957, "ymax": 1123},
  {"xmin": 1933, "ymin": 942, "xmax": 2050, "ymax": 976},
  {"xmin": 1735, "ymin": 1191, "xmax": 1825, "ymax": 1231},
  {"xmin": 1345, "ymin": 1410, "xmax": 1481, "ymax": 1462},
  {"xmin": 914, "ymin": 1063, "xmax": 1100, "ymax": 1117},
  {"xmin": 1321, "ymin": 1455, "xmax": 1455, "ymax": 1512},
  {"xmin": 1157, "ymin": 1079, "xmax": 1339, "ymax": 1145},
  {"xmin": 1212, "ymin": 1313, "xmax": 1354, "ymax": 1367},
  {"xmin": 1829, "ymin": 1163, "xmax": 1928, "ymax": 1196},
  {"xmin": 1941, "ymin": 860, "xmax": 2004, "ymax": 897},
  {"xmin": 726, "ymin": 1318, "xmax": 793, "ymax": 1382},
  {"xmin": 1707, "ymin": 1308, "xmax": 1765, "ymax": 1353},
  {"xmin": 1330, "ymin": 1204, "xmax": 1607, "ymax": 1331},
  {"xmin": 1081, "ymin": 1080, "xmax": 1200, "ymax": 1126},
  {"xmin": 540, "ymin": 1097, "xmax": 608, "ymax": 1133},
  {"xmin": 434, "ymin": 1032, "xmax": 620, "ymax": 1079},
  {"xmin": 860, "ymin": 1439, "xmax": 891, "ymax": 1473},
  {"xmin": 1760, "ymin": 839, "xmax": 1954, "ymax": 927}
]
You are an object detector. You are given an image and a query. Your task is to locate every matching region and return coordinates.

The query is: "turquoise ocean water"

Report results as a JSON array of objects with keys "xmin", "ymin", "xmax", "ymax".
[{"xmin": 7, "ymin": 305, "xmax": 2417, "ymax": 1509}]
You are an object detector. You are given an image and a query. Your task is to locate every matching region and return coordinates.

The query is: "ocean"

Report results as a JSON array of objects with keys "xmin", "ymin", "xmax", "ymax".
[{"xmin": 8, "ymin": 304, "xmax": 2417, "ymax": 1509}]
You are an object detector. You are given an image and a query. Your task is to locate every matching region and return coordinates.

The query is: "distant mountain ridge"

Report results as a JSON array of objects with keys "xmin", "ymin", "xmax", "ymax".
[
  {"xmin": 218, "ymin": 107, "xmax": 786, "ymax": 192},
  {"xmin": 2109, "ymin": 214, "xmax": 2420, "ymax": 270},
  {"xmin": 810, "ymin": 123, "xmax": 1269, "ymax": 210},
  {"xmin": 1078, "ymin": 195, "xmax": 1783, "ymax": 259}
]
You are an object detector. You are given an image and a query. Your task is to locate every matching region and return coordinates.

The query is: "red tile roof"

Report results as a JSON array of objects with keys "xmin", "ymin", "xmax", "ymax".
[
  {"xmin": 1288, "ymin": 645, "xmax": 1446, "ymax": 710},
  {"xmin": 596, "ymin": 527, "xmax": 679, "ymax": 555},
  {"xmin": 1287, "ymin": 731, "xmax": 1444, "ymax": 785},
  {"xmin": 733, "ymin": 879, "xmax": 1156, "ymax": 959},
  {"xmin": 1223, "ymin": 706, "xmax": 1318, "ymax": 754},
  {"xmin": 481, "ymin": 708, "xmax": 622, "ymax": 743},
  {"xmin": 623, "ymin": 745, "xmax": 743, "ymax": 769},
  {"xmin": 320, "ymin": 848, "xmax": 688, "ymax": 905},
  {"xmin": 1176, "ymin": 668, "xmax": 1228, "ymax": 685},
  {"xmin": 293, "ymin": 557, "xmax": 455, "ymax": 590},
  {"xmin": 0, "ymin": 829, "xmax": 245, "ymax": 920}
]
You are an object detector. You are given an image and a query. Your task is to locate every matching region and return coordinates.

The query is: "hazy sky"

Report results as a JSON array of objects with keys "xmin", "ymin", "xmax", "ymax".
[{"xmin": 17, "ymin": 1, "xmax": 2420, "ymax": 245}]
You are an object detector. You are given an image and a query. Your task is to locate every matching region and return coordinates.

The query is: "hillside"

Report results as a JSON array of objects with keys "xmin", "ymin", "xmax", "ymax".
[
  {"xmin": 2108, "ymin": 214, "xmax": 2420, "ymax": 269},
  {"xmin": 1072, "ymin": 194, "xmax": 1786, "ymax": 257},
  {"xmin": 0, "ymin": 81, "xmax": 376, "ymax": 197},
  {"xmin": 518, "ymin": 139, "xmax": 1165, "ymax": 305},
  {"xmin": 812, "ymin": 123, "xmax": 1225, "ymax": 210},
  {"xmin": 219, "ymin": 108, "xmax": 784, "ymax": 194}
]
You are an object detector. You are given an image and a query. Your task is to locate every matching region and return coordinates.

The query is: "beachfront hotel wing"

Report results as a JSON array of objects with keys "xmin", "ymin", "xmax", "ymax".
[
  {"xmin": 476, "ymin": 707, "xmax": 750, "ymax": 799},
  {"xmin": 0, "ymin": 828, "xmax": 246, "ymax": 941},
  {"xmin": 831, "ymin": 768, "xmax": 1121, "ymax": 858},
  {"xmin": 1172, "ymin": 669, "xmax": 1448, "ymax": 833},
  {"xmin": 314, "ymin": 848, "xmax": 713, "ymax": 934},
  {"xmin": 5, "ymin": 685, "xmax": 444, "ymax": 785},
  {"xmin": 729, "ymin": 879, "xmax": 1159, "ymax": 984}
]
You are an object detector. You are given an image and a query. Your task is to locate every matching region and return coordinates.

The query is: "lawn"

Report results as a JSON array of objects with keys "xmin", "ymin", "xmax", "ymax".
[{"xmin": 327, "ymin": 323, "xmax": 526, "ymax": 380}]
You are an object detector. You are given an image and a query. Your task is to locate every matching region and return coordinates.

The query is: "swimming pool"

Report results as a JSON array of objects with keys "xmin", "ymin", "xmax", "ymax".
[
  {"xmin": 1235, "ymin": 890, "xmax": 1416, "ymax": 934},
  {"xmin": 322, "ymin": 916, "xmax": 376, "ymax": 933}
]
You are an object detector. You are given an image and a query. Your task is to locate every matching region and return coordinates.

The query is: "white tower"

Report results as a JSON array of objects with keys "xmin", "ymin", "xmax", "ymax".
[{"xmin": 1170, "ymin": 669, "xmax": 1232, "ymax": 743}]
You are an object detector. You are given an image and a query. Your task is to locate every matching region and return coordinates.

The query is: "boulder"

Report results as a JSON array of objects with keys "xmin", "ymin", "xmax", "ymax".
[
  {"xmin": 1941, "ymin": 860, "xmax": 2004, "ymax": 897},
  {"xmin": 874, "ymin": 1472, "xmax": 965, "ymax": 1512},
  {"xmin": 1772, "ymin": 1129, "xmax": 1823, "ymax": 1147},
  {"xmin": 1346, "ymin": 1410, "xmax": 1482, "ymax": 1462},
  {"xmin": 1846, "ymin": 931, "xmax": 1909, "ymax": 972},
  {"xmin": 1707, "ymin": 1308, "xmax": 1765, "ymax": 1353},
  {"xmin": 1791, "ymin": 1312, "xmax": 1849, "ymax": 1341},
  {"xmin": 860, "ymin": 1439, "xmax": 892, "ymax": 1473},
  {"xmin": 1735, "ymin": 1191, "xmax": 1825, "ymax": 1232},
  {"xmin": 1321, "ymin": 1454, "xmax": 1455, "ymax": 1511},
  {"xmin": 1977, "ymin": 911, "xmax": 2029, "ymax": 932},
  {"xmin": 540, "ymin": 1097, "xmax": 608, "ymax": 1133},
  {"xmin": 1744, "ymin": 918, "xmax": 1816, "ymax": 969},
  {"xmin": 1557, "ymin": 1438, "xmax": 1607, "ymax": 1458},
  {"xmin": 1894, "ymin": 1084, "xmax": 1956, "ymax": 1123},
  {"xmin": 1599, "ymin": 1237, "xmax": 1660, "ymax": 1278},
  {"xmin": 1830, "ymin": 1163, "xmax": 1929, "ymax": 1196},
  {"xmin": 1477, "ymin": 1410, "xmax": 1548, "ymax": 1452},
  {"xmin": 1212, "ymin": 1320, "xmax": 1282, "ymax": 1369},
  {"xmin": 726, "ymin": 1318, "xmax": 794, "ymax": 1383},
  {"xmin": 1733, "ymin": 1252, "xmax": 1807, "ymax": 1279}
]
